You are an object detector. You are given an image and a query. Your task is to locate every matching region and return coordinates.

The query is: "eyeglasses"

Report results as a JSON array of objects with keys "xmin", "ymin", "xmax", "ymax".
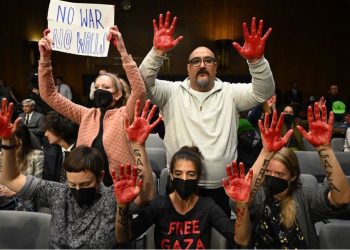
[{"xmin": 188, "ymin": 56, "xmax": 217, "ymax": 67}]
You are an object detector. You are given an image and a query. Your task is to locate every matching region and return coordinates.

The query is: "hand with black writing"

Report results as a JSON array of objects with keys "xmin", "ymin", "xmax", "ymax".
[
  {"xmin": 153, "ymin": 11, "xmax": 184, "ymax": 55},
  {"xmin": 108, "ymin": 25, "xmax": 128, "ymax": 58},
  {"xmin": 223, "ymin": 162, "xmax": 253, "ymax": 203},
  {"xmin": 258, "ymin": 109, "xmax": 293, "ymax": 152},
  {"xmin": 112, "ymin": 163, "xmax": 142, "ymax": 205},
  {"xmin": 297, "ymin": 103, "xmax": 333, "ymax": 148},
  {"xmin": 0, "ymin": 98, "xmax": 21, "ymax": 140},
  {"xmin": 38, "ymin": 29, "xmax": 53, "ymax": 62},
  {"xmin": 232, "ymin": 17, "xmax": 272, "ymax": 63},
  {"xmin": 124, "ymin": 99, "xmax": 162, "ymax": 145}
]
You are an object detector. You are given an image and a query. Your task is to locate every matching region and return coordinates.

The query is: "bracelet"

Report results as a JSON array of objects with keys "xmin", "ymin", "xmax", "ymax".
[{"xmin": 1, "ymin": 144, "xmax": 18, "ymax": 150}]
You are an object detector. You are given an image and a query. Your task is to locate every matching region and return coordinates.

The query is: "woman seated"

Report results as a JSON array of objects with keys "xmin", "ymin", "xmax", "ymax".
[
  {"xmin": 113, "ymin": 146, "xmax": 253, "ymax": 248},
  {"xmin": 0, "ymin": 123, "xmax": 44, "ymax": 211},
  {"xmin": 245, "ymin": 103, "xmax": 350, "ymax": 248}
]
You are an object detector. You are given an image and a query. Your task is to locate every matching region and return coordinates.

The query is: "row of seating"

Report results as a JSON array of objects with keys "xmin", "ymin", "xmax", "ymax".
[{"xmin": 303, "ymin": 137, "xmax": 346, "ymax": 152}]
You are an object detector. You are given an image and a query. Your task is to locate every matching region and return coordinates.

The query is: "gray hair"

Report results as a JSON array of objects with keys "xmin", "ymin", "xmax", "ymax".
[{"xmin": 22, "ymin": 99, "xmax": 36, "ymax": 108}]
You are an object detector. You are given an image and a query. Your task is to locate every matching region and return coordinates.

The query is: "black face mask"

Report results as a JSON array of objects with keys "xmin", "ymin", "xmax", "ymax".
[
  {"xmin": 238, "ymin": 131, "xmax": 255, "ymax": 149},
  {"xmin": 284, "ymin": 114, "xmax": 294, "ymax": 125},
  {"xmin": 173, "ymin": 178, "xmax": 197, "ymax": 200},
  {"xmin": 70, "ymin": 187, "xmax": 97, "ymax": 207},
  {"xmin": 94, "ymin": 89, "xmax": 114, "ymax": 109},
  {"xmin": 264, "ymin": 175, "xmax": 289, "ymax": 196}
]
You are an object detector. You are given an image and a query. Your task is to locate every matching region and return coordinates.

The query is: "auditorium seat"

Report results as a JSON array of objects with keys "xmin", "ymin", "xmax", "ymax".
[{"xmin": 0, "ymin": 210, "xmax": 51, "ymax": 248}]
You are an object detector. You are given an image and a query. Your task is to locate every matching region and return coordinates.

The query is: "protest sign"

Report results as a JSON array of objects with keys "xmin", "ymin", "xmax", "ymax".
[{"xmin": 47, "ymin": 0, "xmax": 114, "ymax": 57}]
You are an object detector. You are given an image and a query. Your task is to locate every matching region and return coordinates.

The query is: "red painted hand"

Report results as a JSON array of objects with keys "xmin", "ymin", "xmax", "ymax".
[
  {"xmin": 0, "ymin": 98, "xmax": 21, "ymax": 139},
  {"xmin": 124, "ymin": 99, "xmax": 162, "ymax": 145},
  {"xmin": 223, "ymin": 162, "xmax": 253, "ymax": 203},
  {"xmin": 112, "ymin": 163, "xmax": 142, "ymax": 205},
  {"xmin": 297, "ymin": 103, "xmax": 333, "ymax": 147},
  {"xmin": 107, "ymin": 26, "xmax": 127, "ymax": 56},
  {"xmin": 153, "ymin": 11, "xmax": 184, "ymax": 52},
  {"xmin": 258, "ymin": 110, "xmax": 293, "ymax": 152},
  {"xmin": 38, "ymin": 29, "xmax": 53, "ymax": 61},
  {"xmin": 232, "ymin": 17, "xmax": 272, "ymax": 61}
]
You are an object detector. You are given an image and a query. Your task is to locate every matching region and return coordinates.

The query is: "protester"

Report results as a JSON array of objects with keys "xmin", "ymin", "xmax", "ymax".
[
  {"xmin": 114, "ymin": 146, "xmax": 253, "ymax": 248},
  {"xmin": 0, "ymin": 98, "xmax": 159, "ymax": 248},
  {"xmin": 38, "ymin": 25, "xmax": 146, "ymax": 187},
  {"xmin": 139, "ymin": 11, "xmax": 274, "ymax": 215},
  {"xmin": 244, "ymin": 104, "xmax": 349, "ymax": 248}
]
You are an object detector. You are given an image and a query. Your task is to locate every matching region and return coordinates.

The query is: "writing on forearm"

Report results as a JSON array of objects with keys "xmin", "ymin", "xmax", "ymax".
[
  {"xmin": 250, "ymin": 159, "xmax": 270, "ymax": 199},
  {"xmin": 118, "ymin": 205, "xmax": 130, "ymax": 235},
  {"xmin": 234, "ymin": 206, "xmax": 246, "ymax": 231},
  {"xmin": 318, "ymin": 149, "xmax": 340, "ymax": 192},
  {"xmin": 133, "ymin": 149, "xmax": 144, "ymax": 167}
]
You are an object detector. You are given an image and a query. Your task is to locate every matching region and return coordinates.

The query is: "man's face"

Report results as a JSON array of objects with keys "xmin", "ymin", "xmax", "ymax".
[
  {"xmin": 22, "ymin": 104, "xmax": 33, "ymax": 114},
  {"xmin": 329, "ymin": 85, "xmax": 338, "ymax": 96},
  {"xmin": 187, "ymin": 47, "xmax": 217, "ymax": 92},
  {"xmin": 44, "ymin": 129, "xmax": 60, "ymax": 145}
]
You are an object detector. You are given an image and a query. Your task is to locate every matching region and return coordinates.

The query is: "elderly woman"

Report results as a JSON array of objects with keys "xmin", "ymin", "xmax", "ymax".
[{"xmin": 38, "ymin": 25, "xmax": 146, "ymax": 195}]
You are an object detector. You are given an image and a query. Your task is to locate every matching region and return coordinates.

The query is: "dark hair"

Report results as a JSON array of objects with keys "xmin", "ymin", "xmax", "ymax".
[
  {"xmin": 170, "ymin": 146, "xmax": 203, "ymax": 178},
  {"xmin": 15, "ymin": 123, "xmax": 40, "ymax": 171},
  {"xmin": 44, "ymin": 111, "xmax": 78, "ymax": 144},
  {"xmin": 63, "ymin": 146, "xmax": 104, "ymax": 180}
]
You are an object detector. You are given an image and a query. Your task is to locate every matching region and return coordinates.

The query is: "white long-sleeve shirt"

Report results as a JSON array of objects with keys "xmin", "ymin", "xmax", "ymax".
[{"xmin": 140, "ymin": 49, "xmax": 275, "ymax": 188}]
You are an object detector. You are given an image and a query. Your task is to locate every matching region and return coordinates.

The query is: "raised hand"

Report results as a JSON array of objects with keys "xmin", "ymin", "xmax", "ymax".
[
  {"xmin": 38, "ymin": 29, "xmax": 53, "ymax": 62},
  {"xmin": 153, "ymin": 11, "xmax": 184, "ymax": 52},
  {"xmin": 297, "ymin": 103, "xmax": 333, "ymax": 147},
  {"xmin": 0, "ymin": 98, "xmax": 21, "ymax": 139},
  {"xmin": 223, "ymin": 162, "xmax": 253, "ymax": 203},
  {"xmin": 232, "ymin": 17, "xmax": 272, "ymax": 61},
  {"xmin": 124, "ymin": 99, "xmax": 162, "ymax": 145},
  {"xmin": 258, "ymin": 110, "xmax": 293, "ymax": 152},
  {"xmin": 107, "ymin": 25, "xmax": 127, "ymax": 57},
  {"xmin": 112, "ymin": 163, "xmax": 142, "ymax": 205}
]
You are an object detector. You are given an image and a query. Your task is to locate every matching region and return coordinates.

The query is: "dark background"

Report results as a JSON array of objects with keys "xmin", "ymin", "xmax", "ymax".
[{"xmin": 1, "ymin": 0, "xmax": 349, "ymax": 106}]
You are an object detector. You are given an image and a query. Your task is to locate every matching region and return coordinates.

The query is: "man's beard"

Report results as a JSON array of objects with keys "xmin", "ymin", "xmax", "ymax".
[{"xmin": 196, "ymin": 78, "xmax": 210, "ymax": 88}]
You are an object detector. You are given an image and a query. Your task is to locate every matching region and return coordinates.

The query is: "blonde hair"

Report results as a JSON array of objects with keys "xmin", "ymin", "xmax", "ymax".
[{"xmin": 272, "ymin": 147, "xmax": 301, "ymax": 228}]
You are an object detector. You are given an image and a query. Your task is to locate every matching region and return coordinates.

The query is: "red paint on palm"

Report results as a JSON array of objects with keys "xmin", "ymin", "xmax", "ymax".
[
  {"xmin": 0, "ymin": 99, "xmax": 15, "ymax": 139},
  {"xmin": 297, "ymin": 103, "xmax": 333, "ymax": 147},
  {"xmin": 153, "ymin": 11, "xmax": 184, "ymax": 51},
  {"xmin": 258, "ymin": 110, "xmax": 293, "ymax": 152},
  {"xmin": 124, "ymin": 99, "xmax": 162, "ymax": 145},
  {"xmin": 223, "ymin": 162, "xmax": 253, "ymax": 203},
  {"xmin": 232, "ymin": 17, "xmax": 272, "ymax": 60},
  {"xmin": 112, "ymin": 163, "xmax": 142, "ymax": 205}
]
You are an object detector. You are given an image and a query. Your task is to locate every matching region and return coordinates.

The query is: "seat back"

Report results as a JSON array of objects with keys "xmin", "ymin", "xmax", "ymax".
[
  {"xmin": 299, "ymin": 174, "xmax": 318, "ymax": 189},
  {"xmin": 294, "ymin": 151, "xmax": 324, "ymax": 182},
  {"xmin": 0, "ymin": 210, "xmax": 51, "ymax": 249},
  {"xmin": 319, "ymin": 221, "xmax": 350, "ymax": 248},
  {"xmin": 302, "ymin": 138, "xmax": 315, "ymax": 151},
  {"xmin": 331, "ymin": 137, "xmax": 345, "ymax": 151},
  {"xmin": 159, "ymin": 167, "xmax": 170, "ymax": 196},
  {"xmin": 145, "ymin": 148, "xmax": 167, "ymax": 178},
  {"xmin": 146, "ymin": 134, "xmax": 166, "ymax": 150}
]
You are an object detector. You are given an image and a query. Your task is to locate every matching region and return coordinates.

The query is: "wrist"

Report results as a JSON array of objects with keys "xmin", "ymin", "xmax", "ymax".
[
  {"xmin": 316, "ymin": 144, "xmax": 332, "ymax": 151},
  {"xmin": 152, "ymin": 47, "xmax": 166, "ymax": 56}
]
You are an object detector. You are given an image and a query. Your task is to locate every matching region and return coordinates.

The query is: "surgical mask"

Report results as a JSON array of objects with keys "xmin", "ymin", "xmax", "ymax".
[
  {"xmin": 173, "ymin": 178, "xmax": 197, "ymax": 200},
  {"xmin": 284, "ymin": 114, "xmax": 294, "ymax": 125},
  {"xmin": 70, "ymin": 187, "xmax": 97, "ymax": 207},
  {"xmin": 264, "ymin": 175, "xmax": 289, "ymax": 196},
  {"xmin": 94, "ymin": 89, "xmax": 114, "ymax": 109}
]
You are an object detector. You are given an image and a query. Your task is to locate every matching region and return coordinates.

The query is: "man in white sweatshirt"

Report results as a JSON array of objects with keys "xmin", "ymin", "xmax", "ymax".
[{"xmin": 139, "ymin": 12, "xmax": 275, "ymax": 215}]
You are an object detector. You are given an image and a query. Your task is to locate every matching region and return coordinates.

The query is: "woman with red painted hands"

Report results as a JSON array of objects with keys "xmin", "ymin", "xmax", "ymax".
[
  {"xmin": 114, "ymin": 146, "xmax": 253, "ymax": 249},
  {"xmin": 244, "ymin": 104, "xmax": 350, "ymax": 248},
  {"xmin": 0, "ymin": 98, "xmax": 159, "ymax": 248},
  {"xmin": 38, "ymin": 25, "xmax": 146, "ymax": 189}
]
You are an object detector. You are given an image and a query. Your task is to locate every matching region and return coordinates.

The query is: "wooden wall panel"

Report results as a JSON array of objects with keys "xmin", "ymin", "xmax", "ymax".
[{"xmin": 0, "ymin": 0, "xmax": 349, "ymax": 105}]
